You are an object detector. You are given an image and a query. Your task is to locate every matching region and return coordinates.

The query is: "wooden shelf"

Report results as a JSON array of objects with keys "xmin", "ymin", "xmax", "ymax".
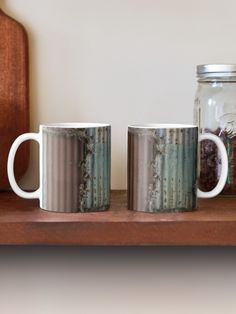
[{"xmin": 0, "ymin": 191, "xmax": 236, "ymax": 245}]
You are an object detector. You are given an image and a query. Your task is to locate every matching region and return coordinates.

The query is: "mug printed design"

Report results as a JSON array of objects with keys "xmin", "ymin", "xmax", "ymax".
[
  {"xmin": 128, "ymin": 127, "xmax": 198, "ymax": 212},
  {"xmin": 42, "ymin": 126, "xmax": 111, "ymax": 212}
]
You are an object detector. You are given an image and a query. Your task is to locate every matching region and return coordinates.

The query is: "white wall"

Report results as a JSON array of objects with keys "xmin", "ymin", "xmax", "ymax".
[
  {"xmin": 3, "ymin": 0, "xmax": 236, "ymax": 190},
  {"xmin": 2, "ymin": 1, "xmax": 236, "ymax": 313}
]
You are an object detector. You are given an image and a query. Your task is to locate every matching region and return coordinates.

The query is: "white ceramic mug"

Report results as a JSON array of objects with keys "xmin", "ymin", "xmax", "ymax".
[
  {"xmin": 8, "ymin": 123, "xmax": 111, "ymax": 213},
  {"xmin": 128, "ymin": 124, "xmax": 228, "ymax": 212}
]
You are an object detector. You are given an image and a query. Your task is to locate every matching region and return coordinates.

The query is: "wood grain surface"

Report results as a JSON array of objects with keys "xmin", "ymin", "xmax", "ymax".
[
  {"xmin": 0, "ymin": 9, "xmax": 29, "ymax": 189},
  {"xmin": 0, "ymin": 191, "xmax": 236, "ymax": 245}
]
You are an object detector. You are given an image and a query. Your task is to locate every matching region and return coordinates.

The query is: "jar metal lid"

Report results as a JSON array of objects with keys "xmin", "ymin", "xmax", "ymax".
[{"xmin": 197, "ymin": 64, "xmax": 236, "ymax": 78}]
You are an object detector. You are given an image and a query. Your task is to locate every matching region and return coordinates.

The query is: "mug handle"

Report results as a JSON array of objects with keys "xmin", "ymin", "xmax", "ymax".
[
  {"xmin": 7, "ymin": 133, "xmax": 41, "ymax": 199},
  {"xmin": 197, "ymin": 133, "xmax": 228, "ymax": 198}
]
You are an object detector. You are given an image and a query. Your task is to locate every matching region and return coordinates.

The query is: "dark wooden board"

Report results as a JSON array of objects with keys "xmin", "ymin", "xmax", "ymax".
[
  {"xmin": 0, "ymin": 9, "xmax": 29, "ymax": 189},
  {"xmin": 0, "ymin": 191, "xmax": 236, "ymax": 245}
]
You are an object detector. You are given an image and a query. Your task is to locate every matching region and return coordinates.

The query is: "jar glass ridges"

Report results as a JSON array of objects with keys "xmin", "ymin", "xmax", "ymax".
[{"xmin": 194, "ymin": 64, "xmax": 236, "ymax": 195}]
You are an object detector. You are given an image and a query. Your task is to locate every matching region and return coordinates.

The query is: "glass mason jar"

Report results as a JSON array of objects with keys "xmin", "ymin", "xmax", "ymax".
[{"xmin": 194, "ymin": 64, "xmax": 236, "ymax": 195}]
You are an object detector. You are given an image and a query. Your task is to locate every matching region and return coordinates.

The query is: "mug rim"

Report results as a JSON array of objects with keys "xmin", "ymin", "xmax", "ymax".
[
  {"xmin": 128, "ymin": 123, "xmax": 197, "ymax": 129},
  {"xmin": 40, "ymin": 122, "xmax": 110, "ymax": 128}
]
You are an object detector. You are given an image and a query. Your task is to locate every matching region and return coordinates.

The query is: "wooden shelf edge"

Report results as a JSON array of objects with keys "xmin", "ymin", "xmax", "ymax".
[
  {"xmin": 0, "ymin": 221, "xmax": 235, "ymax": 245},
  {"xmin": 0, "ymin": 191, "xmax": 236, "ymax": 245}
]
